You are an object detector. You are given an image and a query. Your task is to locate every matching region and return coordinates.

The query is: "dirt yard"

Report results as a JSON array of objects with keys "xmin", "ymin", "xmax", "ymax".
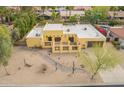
[{"xmin": 0, "ymin": 46, "xmax": 102, "ymax": 86}]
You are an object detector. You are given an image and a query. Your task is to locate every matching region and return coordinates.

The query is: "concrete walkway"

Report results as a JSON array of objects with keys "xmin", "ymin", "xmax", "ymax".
[{"xmin": 99, "ymin": 65, "xmax": 124, "ymax": 83}]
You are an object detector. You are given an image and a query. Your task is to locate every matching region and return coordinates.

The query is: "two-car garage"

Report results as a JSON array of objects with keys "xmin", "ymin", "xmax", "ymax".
[{"xmin": 87, "ymin": 41, "xmax": 104, "ymax": 47}]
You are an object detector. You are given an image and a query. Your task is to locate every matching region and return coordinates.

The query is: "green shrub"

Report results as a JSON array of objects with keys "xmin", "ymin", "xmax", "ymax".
[
  {"xmin": 121, "ymin": 45, "xmax": 124, "ymax": 49},
  {"xmin": 115, "ymin": 45, "xmax": 121, "ymax": 50},
  {"xmin": 69, "ymin": 15, "xmax": 79, "ymax": 23},
  {"xmin": 115, "ymin": 41, "xmax": 120, "ymax": 45},
  {"xmin": 112, "ymin": 41, "xmax": 116, "ymax": 45},
  {"xmin": 112, "ymin": 41, "xmax": 121, "ymax": 50},
  {"xmin": 109, "ymin": 20, "xmax": 119, "ymax": 26},
  {"xmin": 112, "ymin": 41, "xmax": 120, "ymax": 45}
]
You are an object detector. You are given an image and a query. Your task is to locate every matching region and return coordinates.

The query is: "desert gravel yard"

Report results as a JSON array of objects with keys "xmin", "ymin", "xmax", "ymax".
[
  {"xmin": 0, "ymin": 46, "xmax": 102, "ymax": 86},
  {"xmin": 1, "ymin": 43, "xmax": 124, "ymax": 86}
]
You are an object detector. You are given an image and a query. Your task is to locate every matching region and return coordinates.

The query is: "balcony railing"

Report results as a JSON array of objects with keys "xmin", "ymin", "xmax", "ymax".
[
  {"xmin": 72, "ymin": 46, "xmax": 78, "ymax": 50},
  {"xmin": 53, "ymin": 42, "xmax": 78, "ymax": 46},
  {"xmin": 70, "ymin": 42, "xmax": 77, "ymax": 45},
  {"xmin": 44, "ymin": 41, "xmax": 52, "ymax": 46},
  {"xmin": 62, "ymin": 42, "xmax": 68, "ymax": 45},
  {"xmin": 55, "ymin": 42, "xmax": 61, "ymax": 45}
]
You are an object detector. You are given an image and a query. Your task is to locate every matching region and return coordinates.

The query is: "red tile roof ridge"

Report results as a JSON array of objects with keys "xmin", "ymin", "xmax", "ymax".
[{"xmin": 110, "ymin": 27, "xmax": 124, "ymax": 39}]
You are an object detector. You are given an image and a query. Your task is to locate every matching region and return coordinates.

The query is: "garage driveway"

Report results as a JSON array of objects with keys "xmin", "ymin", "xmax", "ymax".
[{"xmin": 99, "ymin": 65, "xmax": 124, "ymax": 83}]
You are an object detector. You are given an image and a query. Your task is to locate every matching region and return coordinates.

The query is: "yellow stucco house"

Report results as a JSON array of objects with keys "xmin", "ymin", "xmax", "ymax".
[{"xmin": 26, "ymin": 23, "xmax": 106, "ymax": 53}]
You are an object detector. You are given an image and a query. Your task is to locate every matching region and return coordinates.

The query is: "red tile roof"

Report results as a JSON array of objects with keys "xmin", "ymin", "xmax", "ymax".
[{"xmin": 110, "ymin": 27, "xmax": 124, "ymax": 39}]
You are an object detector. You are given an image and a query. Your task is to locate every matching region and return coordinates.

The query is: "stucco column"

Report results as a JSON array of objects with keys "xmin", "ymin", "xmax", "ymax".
[
  {"xmin": 69, "ymin": 45, "xmax": 72, "ymax": 53},
  {"xmin": 60, "ymin": 41, "xmax": 62, "ymax": 53}
]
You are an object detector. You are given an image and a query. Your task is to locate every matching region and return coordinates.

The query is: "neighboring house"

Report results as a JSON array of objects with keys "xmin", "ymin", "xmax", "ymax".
[
  {"xmin": 59, "ymin": 10, "xmax": 85, "ymax": 17},
  {"xmin": 26, "ymin": 23, "xmax": 106, "ymax": 53},
  {"xmin": 108, "ymin": 11, "xmax": 124, "ymax": 19},
  {"xmin": 43, "ymin": 10, "xmax": 85, "ymax": 18},
  {"xmin": 108, "ymin": 27, "xmax": 124, "ymax": 47}
]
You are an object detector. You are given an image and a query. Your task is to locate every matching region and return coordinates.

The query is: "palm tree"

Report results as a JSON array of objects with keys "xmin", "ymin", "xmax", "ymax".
[
  {"xmin": 41, "ymin": 6, "xmax": 47, "ymax": 15},
  {"xmin": 51, "ymin": 11, "xmax": 60, "ymax": 22},
  {"xmin": 0, "ymin": 7, "xmax": 7, "ymax": 24},
  {"xmin": 5, "ymin": 8, "xmax": 14, "ymax": 25},
  {"xmin": 49, "ymin": 6, "xmax": 58, "ymax": 22},
  {"xmin": 0, "ymin": 7, "xmax": 16, "ymax": 25},
  {"xmin": 66, "ymin": 6, "xmax": 74, "ymax": 17}
]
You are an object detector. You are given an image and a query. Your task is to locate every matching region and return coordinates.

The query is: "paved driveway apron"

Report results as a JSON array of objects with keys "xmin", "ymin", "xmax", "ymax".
[{"xmin": 99, "ymin": 65, "xmax": 124, "ymax": 83}]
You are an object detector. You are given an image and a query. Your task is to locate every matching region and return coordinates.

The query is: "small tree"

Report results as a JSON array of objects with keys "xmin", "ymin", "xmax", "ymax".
[
  {"xmin": 69, "ymin": 15, "xmax": 79, "ymax": 23},
  {"xmin": 108, "ymin": 20, "xmax": 119, "ymax": 26},
  {"xmin": 78, "ymin": 46, "xmax": 121, "ymax": 80},
  {"xmin": 11, "ymin": 28, "xmax": 20, "ymax": 43},
  {"xmin": 14, "ymin": 11, "xmax": 37, "ymax": 38},
  {"xmin": 118, "ymin": 6, "xmax": 124, "ymax": 11},
  {"xmin": 0, "ymin": 25, "xmax": 12, "ymax": 75},
  {"xmin": 85, "ymin": 6, "xmax": 110, "ymax": 24},
  {"xmin": 110, "ymin": 6, "xmax": 118, "ymax": 11}
]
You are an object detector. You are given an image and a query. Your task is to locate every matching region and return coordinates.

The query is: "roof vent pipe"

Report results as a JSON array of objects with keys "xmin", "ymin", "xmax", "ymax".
[
  {"xmin": 67, "ymin": 29, "xmax": 70, "ymax": 32},
  {"xmin": 36, "ymin": 33, "xmax": 40, "ymax": 36},
  {"xmin": 84, "ymin": 27, "xmax": 87, "ymax": 30}
]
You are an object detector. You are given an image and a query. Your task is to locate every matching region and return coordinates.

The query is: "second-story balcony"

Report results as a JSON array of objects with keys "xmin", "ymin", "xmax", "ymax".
[
  {"xmin": 44, "ymin": 41, "xmax": 52, "ymax": 46},
  {"xmin": 52, "ymin": 42, "xmax": 81, "ymax": 53},
  {"xmin": 55, "ymin": 42, "xmax": 61, "ymax": 45},
  {"xmin": 70, "ymin": 42, "xmax": 77, "ymax": 45},
  {"xmin": 53, "ymin": 41, "xmax": 78, "ymax": 46},
  {"xmin": 54, "ymin": 42, "xmax": 69, "ymax": 46}
]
